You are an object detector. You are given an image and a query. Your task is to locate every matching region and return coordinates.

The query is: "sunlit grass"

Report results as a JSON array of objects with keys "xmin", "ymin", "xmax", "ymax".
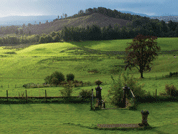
[
  {"xmin": 0, "ymin": 102, "xmax": 178, "ymax": 133},
  {"xmin": 0, "ymin": 37, "xmax": 178, "ymax": 133}
]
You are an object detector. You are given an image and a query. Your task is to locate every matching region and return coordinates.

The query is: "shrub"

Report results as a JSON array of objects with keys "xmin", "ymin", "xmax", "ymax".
[
  {"xmin": 107, "ymin": 76, "xmax": 124, "ymax": 107},
  {"xmin": 39, "ymin": 36, "xmax": 45, "ymax": 43},
  {"xmin": 121, "ymin": 72, "xmax": 147, "ymax": 99},
  {"xmin": 95, "ymin": 79, "xmax": 102, "ymax": 85},
  {"xmin": 170, "ymin": 72, "xmax": 178, "ymax": 77},
  {"xmin": 110, "ymin": 67, "xmax": 123, "ymax": 74},
  {"xmin": 44, "ymin": 75, "xmax": 53, "ymax": 84},
  {"xmin": 23, "ymin": 84, "xmax": 27, "ymax": 88},
  {"xmin": 53, "ymin": 35, "xmax": 61, "ymax": 42},
  {"xmin": 73, "ymin": 80, "xmax": 79, "ymax": 83},
  {"xmin": 46, "ymin": 35, "xmax": 53, "ymax": 43},
  {"xmin": 60, "ymin": 84, "xmax": 73, "ymax": 98},
  {"xmin": 4, "ymin": 52, "xmax": 16, "ymax": 54},
  {"xmin": 23, "ymin": 83, "xmax": 35, "ymax": 88},
  {"xmin": 129, "ymin": 98, "xmax": 137, "ymax": 110},
  {"xmin": 165, "ymin": 84, "xmax": 178, "ymax": 97},
  {"xmin": 27, "ymin": 34, "xmax": 40, "ymax": 43},
  {"xmin": 159, "ymin": 92, "xmax": 167, "ymax": 96},
  {"xmin": 60, "ymin": 81, "xmax": 68, "ymax": 86},
  {"xmin": 51, "ymin": 71, "xmax": 65, "ymax": 84},
  {"xmin": 84, "ymin": 81, "xmax": 92, "ymax": 86},
  {"xmin": 107, "ymin": 69, "xmax": 147, "ymax": 108},
  {"xmin": 66, "ymin": 73, "xmax": 75, "ymax": 81},
  {"xmin": 78, "ymin": 89, "xmax": 92, "ymax": 100},
  {"xmin": 51, "ymin": 77, "xmax": 59, "ymax": 86}
]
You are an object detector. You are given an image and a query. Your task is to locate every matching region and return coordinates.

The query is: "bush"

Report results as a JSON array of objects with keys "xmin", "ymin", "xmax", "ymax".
[
  {"xmin": 84, "ymin": 81, "xmax": 92, "ymax": 86},
  {"xmin": 23, "ymin": 83, "xmax": 35, "ymax": 88},
  {"xmin": 46, "ymin": 35, "xmax": 53, "ymax": 43},
  {"xmin": 39, "ymin": 36, "xmax": 45, "ymax": 43},
  {"xmin": 44, "ymin": 75, "xmax": 53, "ymax": 84},
  {"xmin": 51, "ymin": 71, "xmax": 65, "ymax": 84},
  {"xmin": 165, "ymin": 84, "xmax": 178, "ymax": 97},
  {"xmin": 60, "ymin": 81, "xmax": 68, "ymax": 86},
  {"xmin": 129, "ymin": 98, "xmax": 137, "ymax": 110},
  {"xmin": 66, "ymin": 73, "xmax": 75, "ymax": 81},
  {"xmin": 73, "ymin": 80, "xmax": 79, "ymax": 83},
  {"xmin": 27, "ymin": 34, "xmax": 40, "ymax": 43},
  {"xmin": 170, "ymin": 72, "xmax": 178, "ymax": 77},
  {"xmin": 107, "ymin": 77, "xmax": 124, "ymax": 107},
  {"xmin": 60, "ymin": 84, "xmax": 73, "ymax": 98},
  {"xmin": 159, "ymin": 92, "xmax": 167, "ymax": 96},
  {"xmin": 107, "ymin": 69, "xmax": 147, "ymax": 108},
  {"xmin": 51, "ymin": 77, "xmax": 59, "ymax": 86},
  {"xmin": 53, "ymin": 35, "xmax": 61, "ymax": 42},
  {"xmin": 121, "ymin": 72, "xmax": 147, "ymax": 99},
  {"xmin": 78, "ymin": 89, "xmax": 92, "ymax": 100}
]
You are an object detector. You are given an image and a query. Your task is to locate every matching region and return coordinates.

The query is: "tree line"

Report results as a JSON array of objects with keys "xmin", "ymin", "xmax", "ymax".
[
  {"xmin": 0, "ymin": 20, "xmax": 178, "ymax": 45},
  {"xmin": 60, "ymin": 20, "xmax": 178, "ymax": 41}
]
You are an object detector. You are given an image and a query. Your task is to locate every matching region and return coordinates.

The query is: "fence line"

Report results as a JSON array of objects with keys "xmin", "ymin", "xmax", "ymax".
[
  {"xmin": 0, "ymin": 88, "xmax": 158, "ymax": 104},
  {"xmin": 0, "ymin": 89, "xmax": 94, "ymax": 103},
  {"xmin": 0, "ymin": 82, "xmax": 102, "ymax": 88},
  {"xmin": 0, "ymin": 84, "xmax": 18, "ymax": 88}
]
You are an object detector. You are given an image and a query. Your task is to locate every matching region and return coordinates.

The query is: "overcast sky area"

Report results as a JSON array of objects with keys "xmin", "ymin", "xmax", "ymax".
[{"xmin": 0, "ymin": 0, "xmax": 177, "ymax": 18}]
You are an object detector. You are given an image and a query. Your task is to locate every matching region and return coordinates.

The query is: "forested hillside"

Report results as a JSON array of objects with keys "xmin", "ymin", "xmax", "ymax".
[
  {"xmin": 0, "ymin": 7, "xmax": 178, "ymax": 45},
  {"xmin": 21, "ymin": 13, "xmax": 131, "ymax": 35}
]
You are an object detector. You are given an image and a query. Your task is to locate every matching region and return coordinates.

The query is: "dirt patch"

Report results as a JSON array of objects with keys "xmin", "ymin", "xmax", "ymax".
[{"xmin": 97, "ymin": 124, "xmax": 143, "ymax": 128}]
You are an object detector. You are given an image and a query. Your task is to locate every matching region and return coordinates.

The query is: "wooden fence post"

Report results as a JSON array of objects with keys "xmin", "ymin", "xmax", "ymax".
[
  {"xmin": 91, "ymin": 89, "xmax": 93, "ymax": 110},
  {"xmin": 26, "ymin": 90, "xmax": 27, "ymax": 103},
  {"xmin": 45, "ymin": 90, "xmax": 47, "ymax": 103},
  {"xmin": 6, "ymin": 90, "xmax": 8, "ymax": 102}
]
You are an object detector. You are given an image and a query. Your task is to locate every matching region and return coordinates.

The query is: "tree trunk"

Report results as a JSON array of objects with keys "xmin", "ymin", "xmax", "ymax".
[{"xmin": 141, "ymin": 71, "xmax": 144, "ymax": 78}]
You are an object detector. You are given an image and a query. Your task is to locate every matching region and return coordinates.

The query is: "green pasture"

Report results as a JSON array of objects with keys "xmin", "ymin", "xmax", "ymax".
[
  {"xmin": 0, "ymin": 102, "xmax": 178, "ymax": 133},
  {"xmin": 0, "ymin": 37, "xmax": 178, "ymax": 133}
]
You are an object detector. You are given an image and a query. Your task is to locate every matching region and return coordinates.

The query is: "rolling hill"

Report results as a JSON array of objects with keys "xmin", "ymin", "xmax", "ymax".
[{"xmin": 22, "ymin": 13, "xmax": 131, "ymax": 35}]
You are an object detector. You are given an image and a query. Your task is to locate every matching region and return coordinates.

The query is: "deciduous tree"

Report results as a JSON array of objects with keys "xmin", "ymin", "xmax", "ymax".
[{"xmin": 124, "ymin": 34, "xmax": 161, "ymax": 78}]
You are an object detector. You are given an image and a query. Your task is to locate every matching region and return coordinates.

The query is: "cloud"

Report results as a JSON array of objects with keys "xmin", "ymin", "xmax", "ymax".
[
  {"xmin": 0, "ymin": 0, "xmax": 176, "ymax": 17},
  {"xmin": 80, "ymin": 0, "xmax": 167, "ymax": 3}
]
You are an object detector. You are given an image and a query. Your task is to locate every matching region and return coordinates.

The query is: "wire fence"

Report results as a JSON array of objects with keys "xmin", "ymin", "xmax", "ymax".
[{"xmin": 0, "ymin": 81, "xmax": 109, "ymax": 89}]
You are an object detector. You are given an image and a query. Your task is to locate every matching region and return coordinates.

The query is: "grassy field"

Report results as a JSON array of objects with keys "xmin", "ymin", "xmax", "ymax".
[{"xmin": 0, "ymin": 37, "xmax": 178, "ymax": 133}]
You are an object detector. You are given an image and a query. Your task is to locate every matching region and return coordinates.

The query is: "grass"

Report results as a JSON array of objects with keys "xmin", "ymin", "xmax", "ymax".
[
  {"xmin": 0, "ymin": 38, "xmax": 178, "ymax": 133},
  {"xmin": 0, "ymin": 102, "xmax": 178, "ymax": 133}
]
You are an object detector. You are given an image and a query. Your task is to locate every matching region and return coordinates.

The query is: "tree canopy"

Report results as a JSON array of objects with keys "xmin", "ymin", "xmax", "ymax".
[{"xmin": 124, "ymin": 34, "xmax": 161, "ymax": 78}]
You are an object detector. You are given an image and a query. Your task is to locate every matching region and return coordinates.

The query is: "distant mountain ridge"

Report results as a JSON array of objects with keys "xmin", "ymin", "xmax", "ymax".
[
  {"xmin": 150, "ymin": 16, "xmax": 178, "ymax": 23},
  {"xmin": 119, "ymin": 11, "xmax": 178, "ymax": 22},
  {"xmin": 0, "ymin": 15, "xmax": 57, "ymax": 26}
]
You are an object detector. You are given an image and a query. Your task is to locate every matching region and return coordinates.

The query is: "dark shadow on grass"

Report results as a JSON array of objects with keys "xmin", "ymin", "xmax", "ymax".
[
  {"xmin": 69, "ymin": 41, "xmax": 127, "ymax": 56},
  {"xmin": 62, "ymin": 122, "xmax": 156, "ymax": 131}
]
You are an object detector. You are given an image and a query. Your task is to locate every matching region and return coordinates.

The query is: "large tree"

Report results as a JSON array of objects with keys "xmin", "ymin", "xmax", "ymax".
[{"xmin": 124, "ymin": 34, "xmax": 161, "ymax": 78}]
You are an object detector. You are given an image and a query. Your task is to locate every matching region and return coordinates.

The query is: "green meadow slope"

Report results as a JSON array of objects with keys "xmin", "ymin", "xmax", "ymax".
[
  {"xmin": 0, "ymin": 38, "xmax": 178, "ymax": 134},
  {"xmin": 0, "ymin": 37, "xmax": 178, "ymax": 96}
]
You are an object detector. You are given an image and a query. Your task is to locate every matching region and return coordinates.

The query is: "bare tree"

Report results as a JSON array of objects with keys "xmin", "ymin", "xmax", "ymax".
[
  {"xmin": 78, "ymin": 10, "xmax": 84, "ymax": 15},
  {"xmin": 65, "ymin": 13, "xmax": 67, "ymax": 18}
]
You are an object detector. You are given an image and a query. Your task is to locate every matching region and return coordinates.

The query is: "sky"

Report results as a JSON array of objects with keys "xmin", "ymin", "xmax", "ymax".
[{"xmin": 0, "ymin": 0, "xmax": 177, "ymax": 18}]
